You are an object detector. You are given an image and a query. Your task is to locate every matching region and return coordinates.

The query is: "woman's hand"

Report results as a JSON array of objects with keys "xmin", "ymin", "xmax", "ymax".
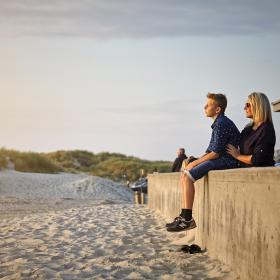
[{"xmin": 226, "ymin": 144, "xmax": 240, "ymax": 159}]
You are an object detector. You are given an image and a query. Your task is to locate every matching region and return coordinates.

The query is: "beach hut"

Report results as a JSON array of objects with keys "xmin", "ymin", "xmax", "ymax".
[{"xmin": 272, "ymin": 99, "xmax": 280, "ymax": 112}]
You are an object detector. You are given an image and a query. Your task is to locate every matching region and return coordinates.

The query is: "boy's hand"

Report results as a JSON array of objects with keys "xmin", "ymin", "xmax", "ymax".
[{"xmin": 185, "ymin": 160, "xmax": 199, "ymax": 171}]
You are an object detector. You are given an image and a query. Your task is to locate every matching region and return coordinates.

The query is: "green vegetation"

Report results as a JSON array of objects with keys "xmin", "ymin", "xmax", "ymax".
[
  {"xmin": 0, "ymin": 148, "xmax": 62, "ymax": 173},
  {"xmin": 0, "ymin": 148, "xmax": 172, "ymax": 181}
]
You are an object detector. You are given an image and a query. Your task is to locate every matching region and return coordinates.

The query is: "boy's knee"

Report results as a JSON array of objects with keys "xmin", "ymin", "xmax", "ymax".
[{"xmin": 181, "ymin": 172, "xmax": 191, "ymax": 181}]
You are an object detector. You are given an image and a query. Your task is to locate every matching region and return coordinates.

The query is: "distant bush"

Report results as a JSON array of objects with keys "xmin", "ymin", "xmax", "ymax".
[
  {"xmin": 14, "ymin": 153, "xmax": 62, "ymax": 173},
  {"xmin": 0, "ymin": 155, "xmax": 7, "ymax": 169},
  {"xmin": 46, "ymin": 150, "xmax": 97, "ymax": 171},
  {"xmin": 0, "ymin": 148, "xmax": 62, "ymax": 173},
  {"xmin": 0, "ymin": 148, "xmax": 12, "ymax": 169},
  {"xmin": 46, "ymin": 150, "xmax": 172, "ymax": 181},
  {"xmin": 0, "ymin": 148, "xmax": 172, "ymax": 180},
  {"xmin": 90, "ymin": 157, "xmax": 171, "ymax": 182}
]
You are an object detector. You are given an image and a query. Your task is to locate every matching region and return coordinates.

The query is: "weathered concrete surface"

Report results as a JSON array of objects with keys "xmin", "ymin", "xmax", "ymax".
[{"xmin": 148, "ymin": 168, "xmax": 280, "ymax": 280}]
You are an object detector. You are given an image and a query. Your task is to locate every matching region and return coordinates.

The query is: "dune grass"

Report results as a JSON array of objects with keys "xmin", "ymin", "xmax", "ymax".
[
  {"xmin": 0, "ymin": 148, "xmax": 172, "ymax": 181},
  {"xmin": 0, "ymin": 148, "xmax": 62, "ymax": 173},
  {"xmin": 46, "ymin": 150, "xmax": 171, "ymax": 181}
]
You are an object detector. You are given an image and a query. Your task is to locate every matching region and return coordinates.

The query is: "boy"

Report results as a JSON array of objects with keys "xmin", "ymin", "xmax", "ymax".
[{"xmin": 167, "ymin": 93, "xmax": 240, "ymax": 232}]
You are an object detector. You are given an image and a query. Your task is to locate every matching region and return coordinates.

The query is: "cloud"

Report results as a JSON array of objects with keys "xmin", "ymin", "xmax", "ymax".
[{"xmin": 0, "ymin": 0, "xmax": 279, "ymax": 38}]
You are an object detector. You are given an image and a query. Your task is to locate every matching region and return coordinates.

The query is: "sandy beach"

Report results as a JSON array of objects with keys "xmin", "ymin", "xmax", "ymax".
[{"xmin": 0, "ymin": 170, "xmax": 237, "ymax": 280}]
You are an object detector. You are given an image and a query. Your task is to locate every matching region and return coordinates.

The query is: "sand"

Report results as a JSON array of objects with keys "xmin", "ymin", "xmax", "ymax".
[{"xmin": 0, "ymin": 170, "xmax": 237, "ymax": 280}]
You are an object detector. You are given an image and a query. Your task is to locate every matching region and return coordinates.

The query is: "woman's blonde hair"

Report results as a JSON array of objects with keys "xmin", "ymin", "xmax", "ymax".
[{"xmin": 248, "ymin": 92, "xmax": 273, "ymax": 124}]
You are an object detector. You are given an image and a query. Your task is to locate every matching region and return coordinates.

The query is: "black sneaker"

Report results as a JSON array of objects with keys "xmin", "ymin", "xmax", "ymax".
[
  {"xmin": 166, "ymin": 217, "xmax": 197, "ymax": 232},
  {"xmin": 165, "ymin": 216, "xmax": 182, "ymax": 228}
]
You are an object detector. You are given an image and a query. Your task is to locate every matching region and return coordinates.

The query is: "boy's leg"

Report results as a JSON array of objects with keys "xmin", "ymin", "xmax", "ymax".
[
  {"xmin": 167, "ymin": 159, "xmax": 225, "ymax": 232},
  {"xmin": 179, "ymin": 173, "xmax": 187, "ymax": 210},
  {"xmin": 165, "ymin": 173, "xmax": 187, "ymax": 228},
  {"xmin": 178, "ymin": 173, "xmax": 194, "ymax": 217},
  {"xmin": 182, "ymin": 173, "xmax": 195, "ymax": 209},
  {"xmin": 166, "ymin": 173, "xmax": 196, "ymax": 232}
]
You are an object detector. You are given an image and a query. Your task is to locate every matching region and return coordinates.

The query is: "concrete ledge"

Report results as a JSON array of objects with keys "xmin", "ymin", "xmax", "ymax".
[{"xmin": 148, "ymin": 168, "xmax": 280, "ymax": 280}]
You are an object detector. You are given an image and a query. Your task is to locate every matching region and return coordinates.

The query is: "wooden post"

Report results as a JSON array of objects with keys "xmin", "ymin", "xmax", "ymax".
[
  {"xmin": 141, "ymin": 192, "xmax": 145, "ymax": 204},
  {"xmin": 134, "ymin": 191, "xmax": 141, "ymax": 204}
]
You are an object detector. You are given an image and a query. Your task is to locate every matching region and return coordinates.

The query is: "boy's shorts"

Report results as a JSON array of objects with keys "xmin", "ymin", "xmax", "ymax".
[{"xmin": 184, "ymin": 158, "xmax": 230, "ymax": 182}]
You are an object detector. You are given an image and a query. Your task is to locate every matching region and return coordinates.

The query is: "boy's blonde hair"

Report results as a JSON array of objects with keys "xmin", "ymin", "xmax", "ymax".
[
  {"xmin": 248, "ymin": 92, "xmax": 273, "ymax": 124},
  {"xmin": 207, "ymin": 93, "xmax": 227, "ymax": 114}
]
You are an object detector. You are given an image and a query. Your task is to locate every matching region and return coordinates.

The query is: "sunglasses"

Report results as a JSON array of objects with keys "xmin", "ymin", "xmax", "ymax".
[{"xmin": 245, "ymin": 102, "xmax": 251, "ymax": 108}]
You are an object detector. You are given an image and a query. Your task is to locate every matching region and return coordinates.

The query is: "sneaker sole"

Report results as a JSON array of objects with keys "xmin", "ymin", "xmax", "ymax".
[
  {"xmin": 165, "ymin": 223, "xmax": 176, "ymax": 228},
  {"xmin": 166, "ymin": 223, "xmax": 197, "ymax": 232}
]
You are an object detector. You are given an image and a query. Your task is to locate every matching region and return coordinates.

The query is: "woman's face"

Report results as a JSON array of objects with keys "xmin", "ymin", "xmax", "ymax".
[{"xmin": 244, "ymin": 99, "xmax": 253, "ymax": 119}]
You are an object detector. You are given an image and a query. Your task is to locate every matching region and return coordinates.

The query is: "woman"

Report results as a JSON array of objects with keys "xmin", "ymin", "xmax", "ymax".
[{"xmin": 227, "ymin": 92, "xmax": 275, "ymax": 167}]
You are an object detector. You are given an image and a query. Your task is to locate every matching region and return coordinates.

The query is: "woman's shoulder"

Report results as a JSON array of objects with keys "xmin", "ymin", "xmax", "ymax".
[
  {"xmin": 256, "ymin": 122, "xmax": 275, "ymax": 137},
  {"xmin": 242, "ymin": 121, "xmax": 274, "ymax": 134},
  {"xmin": 259, "ymin": 121, "xmax": 274, "ymax": 130},
  {"xmin": 241, "ymin": 123, "xmax": 253, "ymax": 134},
  {"xmin": 246, "ymin": 121, "xmax": 276, "ymax": 143}
]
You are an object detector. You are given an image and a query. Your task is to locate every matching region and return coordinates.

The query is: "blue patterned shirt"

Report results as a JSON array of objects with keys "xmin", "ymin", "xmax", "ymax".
[{"xmin": 206, "ymin": 113, "xmax": 240, "ymax": 167}]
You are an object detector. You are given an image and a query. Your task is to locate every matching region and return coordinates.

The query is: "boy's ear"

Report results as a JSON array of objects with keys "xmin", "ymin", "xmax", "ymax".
[{"xmin": 216, "ymin": 106, "xmax": 221, "ymax": 114}]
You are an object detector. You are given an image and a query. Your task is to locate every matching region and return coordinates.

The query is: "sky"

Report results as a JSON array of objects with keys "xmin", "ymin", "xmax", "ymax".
[{"xmin": 0, "ymin": 0, "xmax": 280, "ymax": 161}]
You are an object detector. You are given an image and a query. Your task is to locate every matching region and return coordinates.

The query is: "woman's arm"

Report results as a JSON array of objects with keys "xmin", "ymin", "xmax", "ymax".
[
  {"xmin": 226, "ymin": 144, "xmax": 253, "ymax": 165},
  {"xmin": 250, "ymin": 123, "xmax": 276, "ymax": 166}
]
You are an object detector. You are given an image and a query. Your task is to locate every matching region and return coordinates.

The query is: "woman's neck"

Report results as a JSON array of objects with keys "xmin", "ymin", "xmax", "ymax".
[{"xmin": 252, "ymin": 121, "xmax": 263, "ymax": 130}]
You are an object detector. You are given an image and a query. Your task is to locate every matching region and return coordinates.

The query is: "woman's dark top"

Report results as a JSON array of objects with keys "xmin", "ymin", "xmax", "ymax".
[{"xmin": 240, "ymin": 121, "xmax": 276, "ymax": 167}]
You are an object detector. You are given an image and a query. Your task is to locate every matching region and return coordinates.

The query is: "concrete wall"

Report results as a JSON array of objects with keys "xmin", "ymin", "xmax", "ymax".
[{"xmin": 148, "ymin": 168, "xmax": 280, "ymax": 280}]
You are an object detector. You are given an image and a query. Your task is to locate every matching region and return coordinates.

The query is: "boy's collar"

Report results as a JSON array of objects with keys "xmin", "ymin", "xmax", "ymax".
[
  {"xmin": 211, "ymin": 113, "xmax": 224, "ymax": 128},
  {"xmin": 213, "ymin": 112, "xmax": 224, "ymax": 120}
]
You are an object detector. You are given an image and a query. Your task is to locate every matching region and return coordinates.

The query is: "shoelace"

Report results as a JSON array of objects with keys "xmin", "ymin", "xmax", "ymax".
[
  {"xmin": 173, "ymin": 216, "xmax": 182, "ymax": 222},
  {"xmin": 175, "ymin": 216, "xmax": 184, "ymax": 224}
]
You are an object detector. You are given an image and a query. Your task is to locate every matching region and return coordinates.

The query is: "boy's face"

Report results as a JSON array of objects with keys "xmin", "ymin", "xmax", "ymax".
[{"xmin": 204, "ymin": 98, "xmax": 221, "ymax": 118}]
